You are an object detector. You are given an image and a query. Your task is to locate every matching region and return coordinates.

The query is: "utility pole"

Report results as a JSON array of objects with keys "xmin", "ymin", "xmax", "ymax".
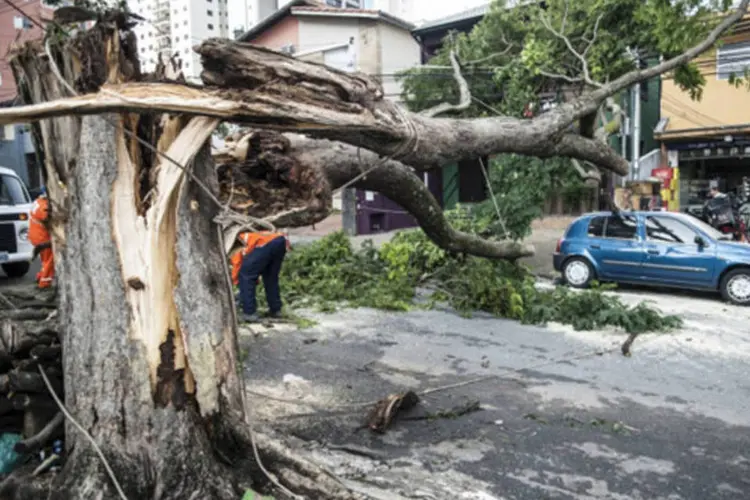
[
  {"xmin": 341, "ymin": 189, "xmax": 357, "ymax": 236},
  {"xmin": 621, "ymin": 91, "xmax": 628, "ymax": 160},
  {"xmin": 631, "ymin": 62, "xmax": 642, "ymax": 181}
]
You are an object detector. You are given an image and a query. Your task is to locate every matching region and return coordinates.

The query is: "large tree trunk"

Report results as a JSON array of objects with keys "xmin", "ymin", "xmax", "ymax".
[
  {"xmin": 52, "ymin": 113, "xmax": 242, "ymax": 498},
  {"xmin": 1, "ymin": 21, "xmax": 357, "ymax": 500}
]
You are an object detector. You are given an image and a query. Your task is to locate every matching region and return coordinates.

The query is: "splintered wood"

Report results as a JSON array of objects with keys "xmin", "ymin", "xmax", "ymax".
[
  {"xmin": 366, "ymin": 390, "xmax": 420, "ymax": 433},
  {"xmin": 214, "ymin": 129, "xmax": 331, "ymax": 227}
]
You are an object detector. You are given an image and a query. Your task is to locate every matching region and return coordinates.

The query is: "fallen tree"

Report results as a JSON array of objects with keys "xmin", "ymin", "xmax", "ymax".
[{"xmin": 0, "ymin": 1, "xmax": 746, "ymax": 497}]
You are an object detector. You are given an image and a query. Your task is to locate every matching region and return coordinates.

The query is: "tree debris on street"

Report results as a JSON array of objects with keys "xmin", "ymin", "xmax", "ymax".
[
  {"xmin": 0, "ymin": 0, "xmax": 745, "ymax": 497},
  {"xmin": 365, "ymin": 391, "xmax": 420, "ymax": 433}
]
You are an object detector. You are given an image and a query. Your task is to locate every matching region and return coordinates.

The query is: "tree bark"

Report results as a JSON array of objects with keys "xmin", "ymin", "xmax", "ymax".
[
  {"xmin": 2, "ymin": 43, "xmax": 628, "ymax": 175},
  {"xmin": 290, "ymin": 136, "xmax": 534, "ymax": 259},
  {"xmin": 50, "ymin": 113, "xmax": 242, "ymax": 498},
  {"xmin": 2, "ymin": 23, "xmax": 364, "ymax": 500}
]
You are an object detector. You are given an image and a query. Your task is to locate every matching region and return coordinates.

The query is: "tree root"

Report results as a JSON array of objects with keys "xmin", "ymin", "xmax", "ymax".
[
  {"xmin": 227, "ymin": 416, "xmax": 364, "ymax": 500},
  {"xmin": 0, "ymin": 418, "xmax": 363, "ymax": 500}
]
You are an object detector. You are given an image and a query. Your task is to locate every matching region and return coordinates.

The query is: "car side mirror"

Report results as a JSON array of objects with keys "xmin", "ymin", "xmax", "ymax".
[{"xmin": 694, "ymin": 235, "xmax": 706, "ymax": 247}]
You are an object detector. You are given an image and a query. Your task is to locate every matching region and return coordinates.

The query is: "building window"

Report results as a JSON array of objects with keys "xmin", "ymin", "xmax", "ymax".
[
  {"xmin": 207, "ymin": 9, "xmax": 213, "ymax": 15},
  {"xmin": 208, "ymin": 23, "xmax": 214, "ymax": 29},
  {"xmin": 13, "ymin": 16, "xmax": 33, "ymax": 29},
  {"xmin": 716, "ymin": 40, "xmax": 750, "ymax": 80}
]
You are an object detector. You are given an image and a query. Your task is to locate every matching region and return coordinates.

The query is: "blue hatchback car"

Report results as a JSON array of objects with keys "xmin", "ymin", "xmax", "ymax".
[{"xmin": 553, "ymin": 211, "xmax": 750, "ymax": 305}]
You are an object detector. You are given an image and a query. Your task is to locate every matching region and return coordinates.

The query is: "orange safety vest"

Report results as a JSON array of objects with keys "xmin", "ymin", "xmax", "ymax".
[
  {"xmin": 230, "ymin": 231, "xmax": 287, "ymax": 286},
  {"xmin": 29, "ymin": 195, "xmax": 50, "ymax": 246}
]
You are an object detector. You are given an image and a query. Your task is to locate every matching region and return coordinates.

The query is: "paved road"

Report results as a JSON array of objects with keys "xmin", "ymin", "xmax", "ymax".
[
  {"xmin": 242, "ymin": 286, "xmax": 750, "ymax": 499},
  {"xmin": 0, "ymin": 259, "xmax": 39, "ymax": 287}
]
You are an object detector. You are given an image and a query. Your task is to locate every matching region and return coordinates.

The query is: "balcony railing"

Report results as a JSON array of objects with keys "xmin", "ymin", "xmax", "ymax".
[{"xmin": 633, "ymin": 149, "xmax": 661, "ymax": 180}]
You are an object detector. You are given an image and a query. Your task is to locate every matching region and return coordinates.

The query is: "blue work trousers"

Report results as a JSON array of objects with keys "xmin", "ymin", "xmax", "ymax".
[{"xmin": 238, "ymin": 236, "xmax": 287, "ymax": 315}]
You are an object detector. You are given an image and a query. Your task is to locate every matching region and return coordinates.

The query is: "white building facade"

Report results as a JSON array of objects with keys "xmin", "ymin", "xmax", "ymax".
[
  {"xmin": 238, "ymin": 0, "xmax": 415, "ymax": 35},
  {"xmin": 128, "ymin": 0, "xmax": 230, "ymax": 80}
]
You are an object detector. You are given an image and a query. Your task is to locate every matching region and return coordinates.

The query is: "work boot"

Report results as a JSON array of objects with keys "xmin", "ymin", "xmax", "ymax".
[
  {"xmin": 239, "ymin": 313, "xmax": 260, "ymax": 324},
  {"xmin": 264, "ymin": 310, "xmax": 283, "ymax": 319}
]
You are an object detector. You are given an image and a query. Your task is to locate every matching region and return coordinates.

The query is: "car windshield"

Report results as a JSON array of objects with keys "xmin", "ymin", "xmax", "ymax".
[
  {"xmin": 677, "ymin": 213, "xmax": 729, "ymax": 241},
  {"xmin": 0, "ymin": 174, "xmax": 30, "ymax": 205}
]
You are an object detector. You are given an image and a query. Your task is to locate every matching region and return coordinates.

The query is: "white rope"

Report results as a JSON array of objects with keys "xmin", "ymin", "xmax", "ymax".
[
  {"xmin": 39, "ymin": 365, "xmax": 129, "ymax": 500},
  {"xmin": 333, "ymin": 104, "xmax": 421, "ymax": 194},
  {"xmin": 478, "ymin": 157, "xmax": 510, "ymax": 239}
]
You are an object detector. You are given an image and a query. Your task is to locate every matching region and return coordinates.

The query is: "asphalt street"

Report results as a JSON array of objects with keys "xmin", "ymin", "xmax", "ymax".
[
  {"xmin": 242, "ymin": 286, "xmax": 750, "ymax": 499},
  {"xmin": 0, "ymin": 259, "xmax": 39, "ymax": 287}
]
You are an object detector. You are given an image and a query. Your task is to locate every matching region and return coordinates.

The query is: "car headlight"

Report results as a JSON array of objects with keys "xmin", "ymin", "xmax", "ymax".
[{"xmin": 18, "ymin": 227, "xmax": 28, "ymax": 241}]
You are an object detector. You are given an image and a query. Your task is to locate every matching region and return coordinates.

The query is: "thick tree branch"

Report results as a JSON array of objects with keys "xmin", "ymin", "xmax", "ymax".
[
  {"xmin": 7, "ymin": 10, "xmax": 747, "ymax": 179},
  {"xmin": 420, "ymin": 50, "xmax": 472, "ymax": 118},
  {"xmin": 288, "ymin": 136, "xmax": 535, "ymax": 260},
  {"xmin": 554, "ymin": 133, "xmax": 625, "ymax": 173},
  {"xmin": 0, "ymin": 80, "xmax": 628, "ymax": 174}
]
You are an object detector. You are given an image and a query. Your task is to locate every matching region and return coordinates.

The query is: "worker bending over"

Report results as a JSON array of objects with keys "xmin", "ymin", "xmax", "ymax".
[
  {"xmin": 231, "ymin": 230, "xmax": 289, "ymax": 323},
  {"xmin": 29, "ymin": 187, "xmax": 54, "ymax": 289}
]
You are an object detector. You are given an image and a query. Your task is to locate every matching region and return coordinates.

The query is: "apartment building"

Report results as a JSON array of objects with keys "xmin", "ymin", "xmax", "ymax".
[
  {"xmin": 0, "ymin": 0, "xmax": 50, "ymax": 187},
  {"xmin": 128, "ymin": 0, "xmax": 230, "ymax": 80},
  {"xmin": 655, "ymin": 14, "xmax": 750, "ymax": 212}
]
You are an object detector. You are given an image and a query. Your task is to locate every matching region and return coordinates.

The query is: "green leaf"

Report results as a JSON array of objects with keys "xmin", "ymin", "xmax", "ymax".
[{"xmin": 242, "ymin": 490, "xmax": 274, "ymax": 500}]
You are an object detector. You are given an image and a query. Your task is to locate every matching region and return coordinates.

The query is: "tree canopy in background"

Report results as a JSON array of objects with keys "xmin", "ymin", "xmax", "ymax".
[
  {"xmin": 400, "ymin": 0, "xmax": 735, "ymax": 115},
  {"xmin": 398, "ymin": 0, "xmax": 737, "ymax": 239}
]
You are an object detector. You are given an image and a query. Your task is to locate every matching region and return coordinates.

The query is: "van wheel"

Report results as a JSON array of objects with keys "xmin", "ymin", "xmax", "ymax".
[
  {"xmin": 2, "ymin": 262, "xmax": 30, "ymax": 278},
  {"xmin": 562, "ymin": 257, "xmax": 595, "ymax": 289},
  {"xmin": 720, "ymin": 268, "xmax": 750, "ymax": 306}
]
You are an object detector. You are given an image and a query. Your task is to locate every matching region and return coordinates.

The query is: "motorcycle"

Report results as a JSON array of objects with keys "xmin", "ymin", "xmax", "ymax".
[{"xmin": 700, "ymin": 194, "xmax": 748, "ymax": 242}]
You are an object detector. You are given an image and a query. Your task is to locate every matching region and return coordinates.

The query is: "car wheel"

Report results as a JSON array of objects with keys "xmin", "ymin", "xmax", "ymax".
[
  {"xmin": 2, "ymin": 261, "xmax": 31, "ymax": 278},
  {"xmin": 720, "ymin": 268, "xmax": 750, "ymax": 306},
  {"xmin": 562, "ymin": 257, "xmax": 595, "ymax": 289}
]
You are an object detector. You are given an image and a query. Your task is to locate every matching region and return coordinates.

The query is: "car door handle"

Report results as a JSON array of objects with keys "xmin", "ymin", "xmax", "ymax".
[
  {"xmin": 590, "ymin": 244, "xmax": 601, "ymax": 249},
  {"xmin": 647, "ymin": 249, "xmax": 659, "ymax": 254}
]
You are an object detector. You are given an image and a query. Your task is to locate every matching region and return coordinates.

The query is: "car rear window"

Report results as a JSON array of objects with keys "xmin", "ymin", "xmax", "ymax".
[
  {"xmin": 604, "ymin": 215, "xmax": 637, "ymax": 239},
  {"xmin": 587, "ymin": 216, "xmax": 605, "ymax": 237},
  {"xmin": 0, "ymin": 174, "xmax": 29, "ymax": 205}
]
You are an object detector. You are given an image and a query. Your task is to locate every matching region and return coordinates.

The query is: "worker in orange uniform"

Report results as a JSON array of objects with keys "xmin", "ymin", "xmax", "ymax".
[
  {"xmin": 230, "ymin": 230, "xmax": 289, "ymax": 323},
  {"xmin": 29, "ymin": 187, "xmax": 54, "ymax": 289}
]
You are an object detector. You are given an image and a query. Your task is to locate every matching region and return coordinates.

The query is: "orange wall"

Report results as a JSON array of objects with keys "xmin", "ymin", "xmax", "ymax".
[
  {"xmin": 661, "ymin": 31, "xmax": 750, "ymax": 132},
  {"xmin": 250, "ymin": 16, "xmax": 299, "ymax": 51}
]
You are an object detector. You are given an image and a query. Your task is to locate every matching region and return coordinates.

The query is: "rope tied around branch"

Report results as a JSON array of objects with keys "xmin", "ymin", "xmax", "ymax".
[{"xmin": 334, "ymin": 104, "xmax": 421, "ymax": 194}]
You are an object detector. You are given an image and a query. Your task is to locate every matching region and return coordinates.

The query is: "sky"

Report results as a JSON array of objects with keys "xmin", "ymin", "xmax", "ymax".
[{"xmin": 227, "ymin": 0, "xmax": 490, "ymax": 33}]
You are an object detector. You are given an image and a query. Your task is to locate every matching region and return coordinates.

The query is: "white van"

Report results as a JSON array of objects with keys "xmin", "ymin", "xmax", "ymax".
[{"xmin": 0, "ymin": 166, "xmax": 33, "ymax": 278}]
